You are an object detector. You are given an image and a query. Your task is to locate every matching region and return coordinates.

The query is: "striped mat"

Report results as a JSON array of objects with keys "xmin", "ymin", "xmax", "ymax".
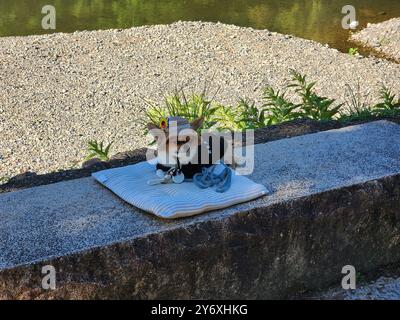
[{"xmin": 92, "ymin": 161, "xmax": 268, "ymax": 219}]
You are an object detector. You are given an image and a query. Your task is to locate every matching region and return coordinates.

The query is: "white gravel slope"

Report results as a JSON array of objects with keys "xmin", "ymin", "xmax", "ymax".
[
  {"xmin": 351, "ymin": 18, "xmax": 400, "ymax": 63},
  {"xmin": 1, "ymin": 21, "xmax": 400, "ymax": 178}
]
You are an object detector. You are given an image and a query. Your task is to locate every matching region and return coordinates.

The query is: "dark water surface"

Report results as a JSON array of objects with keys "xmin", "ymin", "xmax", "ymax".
[{"xmin": 0, "ymin": 0, "xmax": 399, "ymax": 51}]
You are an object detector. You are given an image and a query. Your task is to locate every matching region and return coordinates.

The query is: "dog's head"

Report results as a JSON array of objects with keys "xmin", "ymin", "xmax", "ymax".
[{"xmin": 147, "ymin": 116, "xmax": 204, "ymax": 165}]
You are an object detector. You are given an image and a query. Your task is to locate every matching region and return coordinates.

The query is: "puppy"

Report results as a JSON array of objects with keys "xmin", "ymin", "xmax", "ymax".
[{"xmin": 147, "ymin": 116, "xmax": 226, "ymax": 179}]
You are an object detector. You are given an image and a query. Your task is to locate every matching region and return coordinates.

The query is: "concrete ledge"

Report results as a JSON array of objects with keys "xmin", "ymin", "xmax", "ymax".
[{"xmin": 1, "ymin": 121, "xmax": 400, "ymax": 299}]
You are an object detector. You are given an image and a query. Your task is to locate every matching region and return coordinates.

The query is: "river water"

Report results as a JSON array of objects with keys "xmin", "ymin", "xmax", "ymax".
[{"xmin": 1, "ymin": 0, "xmax": 400, "ymax": 52}]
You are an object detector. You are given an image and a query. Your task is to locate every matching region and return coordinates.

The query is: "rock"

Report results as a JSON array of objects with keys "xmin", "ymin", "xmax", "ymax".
[
  {"xmin": 82, "ymin": 158, "xmax": 103, "ymax": 169},
  {"xmin": 9, "ymin": 171, "xmax": 38, "ymax": 182},
  {"xmin": 316, "ymin": 277, "xmax": 400, "ymax": 300},
  {"xmin": 2, "ymin": 121, "xmax": 400, "ymax": 299}
]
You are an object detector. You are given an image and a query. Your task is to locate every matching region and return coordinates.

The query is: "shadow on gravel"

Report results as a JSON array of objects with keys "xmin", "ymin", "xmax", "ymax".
[{"xmin": 1, "ymin": 117, "xmax": 399, "ymax": 193}]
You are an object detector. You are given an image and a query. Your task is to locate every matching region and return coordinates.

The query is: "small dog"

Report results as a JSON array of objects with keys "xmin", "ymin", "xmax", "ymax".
[{"xmin": 147, "ymin": 116, "xmax": 226, "ymax": 179}]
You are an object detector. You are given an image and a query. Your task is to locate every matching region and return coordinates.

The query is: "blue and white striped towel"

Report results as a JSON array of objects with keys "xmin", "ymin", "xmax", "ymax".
[{"xmin": 92, "ymin": 161, "xmax": 268, "ymax": 219}]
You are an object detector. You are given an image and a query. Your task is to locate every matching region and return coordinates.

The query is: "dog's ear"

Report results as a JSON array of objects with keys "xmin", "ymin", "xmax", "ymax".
[
  {"xmin": 147, "ymin": 123, "xmax": 161, "ymax": 138},
  {"xmin": 190, "ymin": 117, "xmax": 204, "ymax": 131},
  {"xmin": 147, "ymin": 122, "xmax": 159, "ymax": 131}
]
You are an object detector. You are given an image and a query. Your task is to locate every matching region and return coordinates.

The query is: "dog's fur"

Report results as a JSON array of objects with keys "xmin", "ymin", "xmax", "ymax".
[{"xmin": 147, "ymin": 118, "xmax": 227, "ymax": 178}]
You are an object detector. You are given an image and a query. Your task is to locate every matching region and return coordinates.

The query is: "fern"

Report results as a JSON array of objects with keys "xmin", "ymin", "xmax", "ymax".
[
  {"xmin": 84, "ymin": 140, "xmax": 113, "ymax": 162},
  {"xmin": 372, "ymin": 85, "xmax": 400, "ymax": 117},
  {"xmin": 288, "ymin": 69, "xmax": 343, "ymax": 121},
  {"xmin": 263, "ymin": 87, "xmax": 303, "ymax": 125}
]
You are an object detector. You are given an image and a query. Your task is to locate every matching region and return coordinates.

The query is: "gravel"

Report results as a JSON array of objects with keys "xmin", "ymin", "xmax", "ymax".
[
  {"xmin": 1, "ymin": 21, "xmax": 400, "ymax": 179},
  {"xmin": 316, "ymin": 277, "xmax": 400, "ymax": 300},
  {"xmin": 351, "ymin": 18, "xmax": 400, "ymax": 62}
]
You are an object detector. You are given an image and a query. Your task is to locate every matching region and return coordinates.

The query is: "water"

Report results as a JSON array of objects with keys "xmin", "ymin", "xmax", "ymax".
[{"xmin": 0, "ymin": 0, "xmax": 399, "ymax": 52}]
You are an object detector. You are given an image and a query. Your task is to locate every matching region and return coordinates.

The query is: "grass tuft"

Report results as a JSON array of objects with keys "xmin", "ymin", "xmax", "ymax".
[
  {"xmin": 144, "ymin": 90, "xmax": 220, "ymax": 131},
  {"xmin": 263, "ymin": 87, "xmax": 302, "ymax": 125},
  {"xmin": 84, "ymin": 140, "xmax": 113, "ymax": 162},
  {"xmin": 288, "ymin": 69, "xmax": 343, "ymax": 121}
]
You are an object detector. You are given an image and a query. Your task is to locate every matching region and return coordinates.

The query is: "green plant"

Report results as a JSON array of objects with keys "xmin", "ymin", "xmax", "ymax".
[
  {"xmin": 288, "ymin": 69, "xmax": 343, "ymax": 121},
  {"xmin": 213, "ymin": 101, "xmax": 258, "ymax": 131},
  {"xmin": 0, "ymin": 176, "xmax": 11, "ymax": 185},
  {"xmin": 214, "ymin": 99, "xmax": 270, "ymax": 131},
  {"xmin": 263, "ymin": 87, "xmax": 303, "ymax": 125},
  {"xmin": 84, "ymin": 140, "xmax": 113, "ymax": 162},
  {"xmin": 356, "ymin": 272, "xmax": 366, "ymax": 283},
  {"xmin": 235, "ymin": 99, "xmax": 267, "ymax": 129},
  {"xmin": 213, "ymin": 104, "xmax": 242, "ymax": 131},
  {"xmin": 339, "ymin": 83, "xmax": 376, "ymax": 123},
  {"xmin": 139, "ymin": 72, "xmax": 395, "ymax": 137},
  {"xmin": 372, "ymin": 85, "xmax": 400, "ymax": 117},
  {"xmin": 144, "ymin": 91, "xmax": 220, "ymax": 131},
  {"xmin": 348, "ymin": 47, "xmax": 359, "ymax": 56}
]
